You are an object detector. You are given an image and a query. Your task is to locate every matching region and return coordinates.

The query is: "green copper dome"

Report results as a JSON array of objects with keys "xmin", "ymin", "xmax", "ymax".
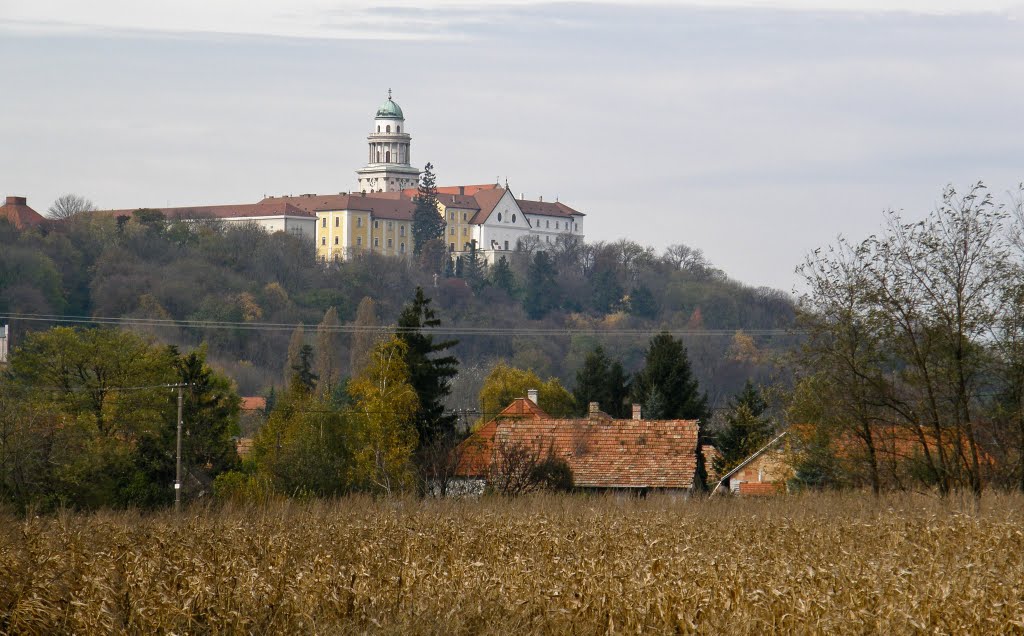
[{"xmin": 375, "ymin": 90, "xmax": 404, "ymax": 120}]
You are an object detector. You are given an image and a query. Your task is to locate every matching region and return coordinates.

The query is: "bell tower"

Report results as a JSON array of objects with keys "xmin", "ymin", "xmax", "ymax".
[{"xmin": 356, "ymin": 89, "xmax": 421, "ymax": 193}]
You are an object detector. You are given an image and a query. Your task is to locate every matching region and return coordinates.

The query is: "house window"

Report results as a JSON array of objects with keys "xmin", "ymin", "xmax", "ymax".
[
  {"xmin": 357, "ymin": 217, "xmax": 362, "ymax": 228},
  {"xmin": 556, "ymin": 222, "xmax": 560, "ymax": 229},
  {"xmin": 321, "ymin": 218, "xmax": 326, "ymax": 228},
  {"xmin": 546, "ymin": 220, "xmax": 550, "ymax": 228},
  {"xmin": 463, "ymin": 227, "xmax": 467, "ymax": 236},
  {"xmin": 400, "ymin": 225, "xmax": 405, "ymax": 236},
  {"xmin": 450, "ymin": 227, "xmax": 456, "ymax": 236},
  {"xmin": 387, "ymin": 238, "xmax": 393, "ymax": 247},
  {"xmin": 374, "ymin": 237, "xmax": 379, "ymax": 247},
  {"xmin": 498, "ymin": 212, "xmax": 503, "ymax": 222},
  {"xmin": 334, "ymin": 237, "xmax": 339, "ymax": 245},
  {"xmin": 504, "ymin": 240, "xmax": 509, "ymax": 250},
  {"xmin": 463, "ymin": 212, "xmax": 467, "ymax": 221},
  {"xmin": 449, "ymin": 243, "xmax": 455, "ymax": 252},
  {"xmin": 321, "ymin": 236, "xmax": 326, "ymax": 245},
  {"xmin": 357, "ymin": 237, "xmax": 362, "ymax": 246},
  {"xmin": 387, "ymin": 221, "xmax": 393, "ymax": 229},
  {"xmin": 400, "ymin": 242, "xmax": 406, "ymax": 253},
  {"xmin": 448, "ymin": 212, "xmax": 454, "ymax": 220},
  {"xmin": 374, "ymin": 220, "xmax": 379, "ymax": 229},
  {"xmin": 335, "ymin": 217, "xmax": 339, "ymax": 227}
]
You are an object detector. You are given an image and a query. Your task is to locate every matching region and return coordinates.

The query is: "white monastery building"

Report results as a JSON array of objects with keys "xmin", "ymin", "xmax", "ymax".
[{"xmin": 97, "ymin": 92, "xmax": 585, "ymax": 262}]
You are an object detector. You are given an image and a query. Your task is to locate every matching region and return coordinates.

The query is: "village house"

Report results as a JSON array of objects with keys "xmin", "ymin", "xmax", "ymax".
[
  {"xmin": 453, "ymin": 392, "xmax": 710, "ymax": 496},
  {"xmin": 714, "ymin": 432, "xmax": 792, "ymax": 496}
]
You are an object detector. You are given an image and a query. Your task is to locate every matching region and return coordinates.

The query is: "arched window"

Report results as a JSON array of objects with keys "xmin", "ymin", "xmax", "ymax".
[
  {"xmin": 377, "ymin": 125, "xmax": 380, "ymax": 132},
  {"xmin": 497, "ymin": 212, "xmax": 502, "ymax": 222},
  {"xmin": 512, "ymin": 214, "xmax": 516, "ymax": 223},
  {"xmin": 397, "ymin": 126, "xmax": 401, "ymax": 133},
  {"xmin": 386, "ymin": 150, "xmax": 391, "ymax": 162},
  {"xmin": 386, "ymin": 125, "xmax": 391, "ymax": 133}
]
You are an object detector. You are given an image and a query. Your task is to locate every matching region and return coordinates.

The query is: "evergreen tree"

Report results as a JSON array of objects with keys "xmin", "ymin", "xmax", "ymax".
[
  {"xmin": 628, "ymin": 284, "xmax": 659, "ymax": 319},
  {"xmin": 291, "ymin": 344, "xmax": 319, "ymax": 394},
  {"xmin": 713, "ymin": 380, "xmax": 775, "ymax": 475},
  {"xmin": 463, "ymin": 240, "xmax": 488, "ymax": 292},
  {"xmin": 397, "ymin": 287, "xmax": 460, "ymax": 444},
  {"xmin": 573, "ymin": 346, "xmax": 631, "ymax": 418},
  {"xmin": 631, "ymin": 332, "xmax": 708, "ymax": 421},
  {"xmin": 454, "ymin": 255, "xmax": 464, "ymax": 278},
  {"xmin": 523, "ymin": 251, "xmax": 559, "ymax": 319},
  {"xmin": 590, "ymin": 269, "xmax": 624, "ymax": 314},
  {"xmin": 490, "ymin": 255, "xmax": 516, "ymax": 296},
  {"xmin": 411, "ymin": 162, "xmax": 444, "ymax": 255}
]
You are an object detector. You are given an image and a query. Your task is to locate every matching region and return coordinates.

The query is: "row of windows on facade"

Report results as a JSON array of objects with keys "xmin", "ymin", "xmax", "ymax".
[
  {"xmin": 321, "ymin": 216, "xmax": 407, "ymax": 234},
  {"xmin": 322, "ymin": 234, "xmax": 407, "ymax": 252}
]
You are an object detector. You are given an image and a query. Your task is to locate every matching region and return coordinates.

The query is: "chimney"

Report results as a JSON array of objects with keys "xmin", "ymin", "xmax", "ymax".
[
  {"xmin": 539, "ymin": 195, "xmax": 543, "ymax": 202},
  {"xmin": 632, "ymin": 404, "xmax": 642, "ymax": 420},
  {"xmin": 527, "ymin": 388, "xmax": 539, "ymax": 404},
  {"xmin": 6, "ymin": 196, "xmax": 27, "ymax": 206},
  {"xmin": 589, "ymin": 402, "xmax": 600, "ymax": 416},
  {"xmin": 459, "ymin": 186, "xmax": 465, "ymax": 196}
]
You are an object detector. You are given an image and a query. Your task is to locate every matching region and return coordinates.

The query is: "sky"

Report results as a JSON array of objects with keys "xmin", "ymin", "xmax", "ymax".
[{"xmin": 1, "ymin": 0, "xmax": 1023, "ymax": 292}]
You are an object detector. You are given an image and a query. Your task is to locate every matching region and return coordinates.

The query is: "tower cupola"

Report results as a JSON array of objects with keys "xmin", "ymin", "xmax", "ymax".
[{"xmin": 357, "ymin": 89, "xmax": 420, "ymax": 193}]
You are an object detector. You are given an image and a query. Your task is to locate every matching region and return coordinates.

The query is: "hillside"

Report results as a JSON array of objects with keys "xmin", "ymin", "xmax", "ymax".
[{"xmin": 0, "ymin": 213, "xmax": 795, "ymax": 406}]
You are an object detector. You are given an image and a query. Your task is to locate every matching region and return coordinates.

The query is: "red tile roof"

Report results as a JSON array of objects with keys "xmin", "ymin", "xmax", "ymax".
[
  {"xmin": 455, "ymin": 398, "xmax": 702, "ymax": 490},
  {"xmin": 468, "ymin": 187, "xmax": 510, "ymax": 225},
  {"xmin": 516, "ymin": 199, "xmax": 585, "ymax": 219},
  {"xmin": 0, "ymin": 196, "xmax": 46, "ymax": 229},
  {"xmin": 264, "ymin": 193, "xmax": 415, "ymax": 221},
  {"xmin": 98, "ymin": 200, "xmax": 313, "ymax": 219},
  {"xmin": 240, "ymin": 396, "xmax": 267, "ymax": 411}
]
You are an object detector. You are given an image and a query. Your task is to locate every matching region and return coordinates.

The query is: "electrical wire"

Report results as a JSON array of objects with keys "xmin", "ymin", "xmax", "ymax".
[{"xmin": 0, "ymin": 312, "xmax": 801, "ymax": 338}]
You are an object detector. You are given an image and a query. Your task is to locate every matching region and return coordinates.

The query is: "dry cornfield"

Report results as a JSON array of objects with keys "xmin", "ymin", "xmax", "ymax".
[{"xmin": 2, "ymin": 493, "xmax": 1024, "ymax": 635}]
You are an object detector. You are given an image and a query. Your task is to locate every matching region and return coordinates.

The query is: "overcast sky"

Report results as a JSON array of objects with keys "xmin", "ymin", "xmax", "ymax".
[{"xmin": 1, "ymin": 1, "xmax": 1022, "ymax": 291}]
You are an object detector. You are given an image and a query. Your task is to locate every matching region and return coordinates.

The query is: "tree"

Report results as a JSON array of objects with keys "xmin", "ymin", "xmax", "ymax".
[
  {"xmin": 350, "ymin": 297, "xmax": 382, "ymax": 378},
  {"xmin": 713, "ymin": 381, "xmax": 774, "ymax": 475},
  {"xmin": 523, "ymin": 251, "xmax": 559, "ymax": 319},
  {"xmin": 490, "ymin": 255, "xmax": 516, "ymax": 296},
  {"xmin": 463, "ymin": 240, "xmax": 488, "ymax": 292},
  {"xmin": 628, "ymin": 284, "xmax": 659, "ymax": 319},
  {"xmin": 573, "ymin": 346, "xmax": 631, "ymax": 418},
  {"xmin": 291, "ymin": 344, "xmax": 319, "ymax": 394},
  {"xmin": 397, "ymin": 287, "xmax": 459, "ymax": 444},
  {"xmin": 47, "ymin": 193, "xmax": 96, "ymax": 220},
  {"xmin": 479, "ymin": 363, "xmax": 576, "ymax": 419},
  {"xmin": 285, "ymin": 324, "xmax": 305, "ymax": 385},
  {"xmin": 590, "ymin": 269, "xmax": 624, "ymax": 314},
  {"xmin": 315, "ymin": 307, "xmax": 342, "ymax": 395},
  {"xmin": 412, "ymin": 162, "xmax": 444, "ymax": 255},
  {"xmin": 348, "ymin": 336, "xmax": 419, "ymax": 494},
  {"xmin": 631, "ymin": 332, "xmax": 708, "ymax": 421}
]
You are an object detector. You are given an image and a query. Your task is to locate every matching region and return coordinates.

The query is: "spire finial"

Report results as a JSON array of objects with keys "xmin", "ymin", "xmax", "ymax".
[{"xmin": 388, "ymin": 88, "xmax": 392, "ymax": 100}]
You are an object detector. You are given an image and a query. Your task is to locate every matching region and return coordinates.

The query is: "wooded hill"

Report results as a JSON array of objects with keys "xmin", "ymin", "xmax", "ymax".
[{"xmin": 0, "ymin": 212, "xmax": 795, "ymax": 407}]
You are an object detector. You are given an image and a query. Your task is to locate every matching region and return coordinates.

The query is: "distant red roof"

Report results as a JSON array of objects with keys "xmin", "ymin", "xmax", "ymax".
[
  {"xmin": 0, "ymin": 196, "xmax": 45, "ymax": 229},
  {"xmin": 516, "ymin": 198, "xmax": 585, "ymax": 219},
  {"xmin": 98, "ymin": 200, "xmax": 313, "ymax": 219},
  {"xmin": 263, "ymin": 193, "xmax": 416, "ymax": 221},
  {"xmin": 468, "ymin": 187, "xmax": 510, "ymax": 225},
  {"xmin": 240, "ymin": 396, "xmax": 267, "ymax": 411},
  {"xmin": 455, "ymin": 398, "xmax": 702, "ymax": 490}
]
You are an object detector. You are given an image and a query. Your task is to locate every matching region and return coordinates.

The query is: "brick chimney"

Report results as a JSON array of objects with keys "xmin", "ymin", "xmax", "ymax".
[
  {"xmin": 527, "ymin": 388, "xmax": 539, "ymax": 404},
  {"xmin": 632, "ymin": 404, "xmax": 642, "ymax": 420},
  {"xmin": 6, "ymin": 196, "xmax": 27, "ymax": 206},
  {"xmin": 459, "ymin": 186, "xmax": 465, "ymax": 196}
]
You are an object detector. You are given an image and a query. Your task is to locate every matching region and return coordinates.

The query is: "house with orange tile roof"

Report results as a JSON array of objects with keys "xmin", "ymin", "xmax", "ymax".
[
  {"xmin": 713, "ymin": 432, "xmax": 792, "ymax": 496},
  {"xmin": 453, "ymin": 393, "xmax": 707, "ymax": 495},
  {"xmin": 0, "ymin": 196, "xmax": 46, "ymax": 230}
]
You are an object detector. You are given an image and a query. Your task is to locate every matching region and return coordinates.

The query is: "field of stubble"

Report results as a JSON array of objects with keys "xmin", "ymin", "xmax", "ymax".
[{"xmin": 2, "ymin": 493, "xmax": 1023, "ymax": 635}]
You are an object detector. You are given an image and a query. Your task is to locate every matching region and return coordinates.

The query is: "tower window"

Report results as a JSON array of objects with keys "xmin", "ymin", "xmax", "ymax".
[
  {"xmin": 386, "ymin": 125, "xmax": 391, "ymax": 133},
  {"xmin": 397, "ymin": 126, "xmax": 401, "ymax": 133},
  {"xmin": 377, "ymin": 125, "xmax": 380, "ymax": 132},
  {"xmin": 386, "ymin": 150, "xmax": 391, "ymax": 162}
]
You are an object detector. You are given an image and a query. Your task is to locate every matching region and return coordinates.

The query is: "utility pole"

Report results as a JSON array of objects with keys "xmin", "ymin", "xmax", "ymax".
[{"xmin": 175, "ymin": 383, "xmax": 184, "ymax": 513}]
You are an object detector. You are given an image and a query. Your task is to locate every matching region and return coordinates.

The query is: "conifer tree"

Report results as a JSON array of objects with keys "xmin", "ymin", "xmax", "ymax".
[
  {"xmin": 291, "ymin": 344, "xmax": 319, "ymax": 394},
  {"xmin": 412, "ymin": 162, "xmax": 444, "ymax": 255},
  {"xmin": 631, "ymin": 332, "xmax": 708, "ymax": 421},
  {"xmin": 397, "ymin": 287, "xmax": 459, "ymax": 444},
  {"xmin": 523, "ymin": 251, "xmax": 559, "ymax": 319},
  {"xmin": 463, "ymin": 240, "xmax": 488, "ymax": 292},
  {"xmin": 713, "ymin": 380, "xmax": 774, "ymax": 475},
  {"xmin": 490, "ymin": 255, "xmax": 516, "ymax": 296},
  {"xmin": 573, "ymin": 346, "xmax": 631, "ymax": 418},
  {"xmin": 628, "ymin": 284, "xmax": 659, "ymax": 319}
]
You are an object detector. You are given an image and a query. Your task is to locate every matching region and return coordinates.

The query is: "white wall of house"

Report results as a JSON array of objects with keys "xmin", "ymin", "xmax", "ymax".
[
  {"xmin": 475, "ymin": 191, "xmax": 532, "ymax": 253},
  {"xmin": 221, "ymin": 215, "xmax": 316, "ymax": 241},
  {"xmin": 525, "ymin": 214, "xmax": 583, "ymax": 245}
]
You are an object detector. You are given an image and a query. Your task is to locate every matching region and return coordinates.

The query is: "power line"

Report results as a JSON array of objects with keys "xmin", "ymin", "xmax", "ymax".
[{"xmin": 0, "ymin": 312, "xmax": 801, "ymax": 338}]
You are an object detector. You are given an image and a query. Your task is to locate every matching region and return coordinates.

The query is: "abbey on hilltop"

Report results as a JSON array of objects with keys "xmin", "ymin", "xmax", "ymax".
[{"xmin": 98, "ymin": 91, "xmax": 585, "ymax": 263}]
